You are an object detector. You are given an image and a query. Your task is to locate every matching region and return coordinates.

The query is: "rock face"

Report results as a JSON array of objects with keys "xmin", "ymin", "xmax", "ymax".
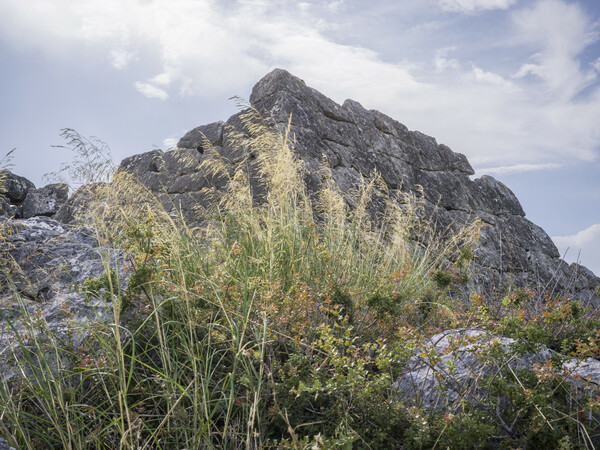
[
  {"xmin": 0, "ymin": 170, "xmax": 35, "ymax": 203},
  {"xmin": 54, "ymin": 182, "xmax": 108, "ymax": 224},
  {"xmin": 395, "ymin": 329, "xmax": 600, "ymax": 410},
  {"xmin": 111, "ymin": 69, "xmax": 599, "ymax": 304},
  {"xmin": 0, "ymin": 216, "xmax": 126, "ymax": 381},
  {"xmin": 0, "ymin": 170, "xmax": 35, "ymax": 218},
  {"xmin": 21, "ymin": 183, "xmax": 68, "ymax": 218},
  {"xmin": 119, "ymin": 148, "xmax": 217, "ymax": 219},
  {"xmin": 1, "ymin": 170, "xmax": 69, "ymax": 220}
]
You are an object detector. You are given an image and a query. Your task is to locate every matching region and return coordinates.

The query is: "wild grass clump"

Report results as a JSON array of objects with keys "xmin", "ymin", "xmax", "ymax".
[
  {"xmin": 0, "ymin": 148, "xmax": 15, "ymax": 185},
  {"xmin": 1, "ymin": 149, "xmax": 17, "ymax": 271},
  {"xmin": 44, "ymin": 128, "xmax": 115, "ymax": 190},
  {"xmin": 1, "ymin": 111, "xmax": 600, "ymax": 448}
]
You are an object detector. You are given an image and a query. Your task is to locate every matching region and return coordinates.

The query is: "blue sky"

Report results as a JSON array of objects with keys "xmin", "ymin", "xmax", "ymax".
[{"xmin": 0, "ymin": 0, "xmax": 599, "ymax": 274}]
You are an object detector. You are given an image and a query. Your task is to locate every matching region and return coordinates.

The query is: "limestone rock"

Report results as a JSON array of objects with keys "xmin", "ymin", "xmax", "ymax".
[
  {"xmin": 0, "ymin": 195, "xmax": 20, "ymax": 219},
  {"xmin": 0, "ymin": 438, "xmax": 15, "ymax": 450},
  {"xmin": 116, "ymin": 147, "xmax": 228, "ymax": 223},
  {"xmin": 177, "ymin": 121, "xmax": 225, "ymax": 150},
  {"xmin": 0, "ymin": 170, "xmax": 35, "ymax": 203},
  {"xmin": 21, "ymin": 183, "xmax": 69, "ymax": 219},
  {"xmin": 395, "ymin": 328, "xmax": 600, "ymax": 410},
  {"xmin": 0, "ymin": 170, "xmax": 37, "ymax": 219},
  {"xmin": 0, "ymin": 216, "xmax": 126, "ymax": 381},
  {"xmin": 118, "ymin": 68, "xmax": 599, "ymax": 303}
]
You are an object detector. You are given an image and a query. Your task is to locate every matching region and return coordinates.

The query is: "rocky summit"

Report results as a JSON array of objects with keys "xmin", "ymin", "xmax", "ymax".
[
  {"xmin": 3, "ymin": 69, "xmax": 600, "ymax": 447},
  {"xmin": 116, "ymin": 68, "xmax": 598, "ymax": 304},
  {"xmin": 2, "ymin": 68, "xmax": 598, "ymax": 368}
]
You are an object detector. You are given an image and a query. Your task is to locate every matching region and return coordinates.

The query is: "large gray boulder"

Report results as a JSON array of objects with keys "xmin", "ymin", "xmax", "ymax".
[
  {"xmin": 0, "ymin": 195, "xmax": 19, "ymax": 219},
  {"xmin": 114, "ymin": 68, "xmax": 598, "ymax": 304},
  {"xmin": 21, "ymin": 183, "xmax": 69, "ymax": 218},
  {"xmin": 0, "ymin": 170, "xmax": 37, "ymax": 219},
  {"xmin": 118, "ymin": 148, "xmax": 220, "ymax": 219},
  {"xmin": 0, "ymin": 216, "xmax": 126, "ymax": 381},
  {"xmin": 0, "ymin": 170, "xmax": 35, "ymax": 203},
  {"xmin": 395, "ymin": 328, "xmax": 600, "ymax": 413},
  {"xmin": 54, "ymin": 182, "xmax": 109, "ymax": 224}
]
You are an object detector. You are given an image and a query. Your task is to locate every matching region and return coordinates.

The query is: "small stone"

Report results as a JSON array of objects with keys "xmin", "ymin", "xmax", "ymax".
[{"xmin": 0, "ymin": 438, "xmax": 16, "ymax": 450}]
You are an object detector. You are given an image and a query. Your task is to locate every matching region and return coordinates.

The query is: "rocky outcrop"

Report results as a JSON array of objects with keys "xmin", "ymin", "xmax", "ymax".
[
  {"xmin": 54, "ymin": 182, "xmax": 108, "ymax": 224},
  {"xmin": 0, "ymin": 195, "xmax": 19, "ymax": 219},
  {"xmin": 21, "ymin": 183, "xmax": 68, "ymax": 218},
  {"xmin": 395, "ymin": 328, "xmax": 600, "ymax": 410},
  {"xmin": 0, "ymin": 170, "xmax": 35, "ymax": 203},
  {"xmin": 111, "ymin": 69, "xmax": 598, "ymax": 304},
  {"xmin": 0, "ymin": 216, "xmax": 126, "ymax": 381},
  {"xmin": 1, "ymin": 70, "xmax": 599, "ymax": 445},
  {"xmin": 0, "ymin": 170, "xmax": 35, "ymax": 218},
  {"xmin": 0, "ymin": 170, "xmax": 68, "ymax": 220},
  {"xmin": 118, "ymin": 148, "xmax": 220, "ymax": 219}
]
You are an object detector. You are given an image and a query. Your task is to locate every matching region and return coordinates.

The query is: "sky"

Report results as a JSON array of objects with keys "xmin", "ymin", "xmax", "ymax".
[{"xmin": 0, "ymin": 0, "xmax": 599, "ymax": 275}]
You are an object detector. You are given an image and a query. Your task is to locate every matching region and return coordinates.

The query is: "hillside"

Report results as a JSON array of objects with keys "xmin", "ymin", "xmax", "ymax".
[
  {"xmin": 123, "ymin": 68, "xmax": 598, "ymax": 303},
  {"xmin": 1, "ymin": 69, "xmax": 600, "ymax": 448}
]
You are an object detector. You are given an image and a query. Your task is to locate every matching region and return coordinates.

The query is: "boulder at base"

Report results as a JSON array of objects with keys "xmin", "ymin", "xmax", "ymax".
[{"xmin": 0, "ymin": 216, "xmax": 126, "ymax": 381}]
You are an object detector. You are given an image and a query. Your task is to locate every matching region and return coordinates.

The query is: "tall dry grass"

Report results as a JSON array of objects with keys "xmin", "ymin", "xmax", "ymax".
[{"xmin": 0, "ymin": 109, "xmax": 510, "ymax": 449}]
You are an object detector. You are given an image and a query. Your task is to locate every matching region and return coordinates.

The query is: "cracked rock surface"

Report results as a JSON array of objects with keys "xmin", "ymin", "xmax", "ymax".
[
  {"xmin": 0, "ymin": 216, "xmax": 126, "ymax": 381},
  {"xmin": 63, "ymin": 68, "xmax": 598, "ymax": 303},
  {"xmin": 396, "ymin": 328, "xmax": 600, "ymax": 411}
]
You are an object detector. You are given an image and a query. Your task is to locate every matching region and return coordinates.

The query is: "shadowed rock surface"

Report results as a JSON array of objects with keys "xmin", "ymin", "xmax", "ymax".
[
  {"xmin": 0, "ymin": 170, "xmax": 35, "ymax": 204},
  {"xmin": 54, "ymin": 182, "xmax": 109, "ymax": 224},
  {"xmin": 0, "ymin": 170, "xmax": 36, "ymax": 219},
  {"xmin": 111, "ymin": 69, "xmax": 598, "ymax": 304}
]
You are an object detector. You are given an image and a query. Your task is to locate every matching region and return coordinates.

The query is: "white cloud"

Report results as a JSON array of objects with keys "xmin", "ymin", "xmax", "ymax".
[
  {"xmin": 471, "ymin": 66, "xmax": 514, "ymax": 89},
  {"xmin": 440, "ymin": 0, "xmax": 517, "ymax": 13},
  {"xmin": 297, "ymin": 2, "xmax": 311, "ymax": 13},
  {"xmin": 150, "ymin": 72, "xmax": 174, "ymax": 86},
  {"xmin": 514, "ymin": 62, "xmax": 541, "ymax": 78},
  {"xmin": 553, "ymin": 224, "xmax": 600, "ymax": 276},
  {"xmin": 163, "ymin": 137, "xmax": 178, "ymax": 149},
  {"xmin": 110, "ymin": 48, "xmax": 134, "ymax": 69},
  {"xmin": 328, "ymin": 0, "xmax": 345, "ymax": 12},
  {"xmin": 592, "ymin": 57, "xmax": 600, "ymax": 73},
  {"xmin": 476, "ymin": 163, "xmax": 561, "ymax": 176},
  {"xmin": 134, "ymin": 82, "xmax": 169, "ymax": 100},
  {"xmin": 434, "ymin": 47, "xmax": 460, "ymax": 72},
  {"xmin": 512, "ymin": 0, "xmax": 599, "ymax": 101}
]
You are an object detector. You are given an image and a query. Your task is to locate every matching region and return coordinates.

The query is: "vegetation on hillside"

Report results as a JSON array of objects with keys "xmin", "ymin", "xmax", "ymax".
[{"xmin": 2, "ymin": 111, "xmax": 600, "ymax": 448}]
